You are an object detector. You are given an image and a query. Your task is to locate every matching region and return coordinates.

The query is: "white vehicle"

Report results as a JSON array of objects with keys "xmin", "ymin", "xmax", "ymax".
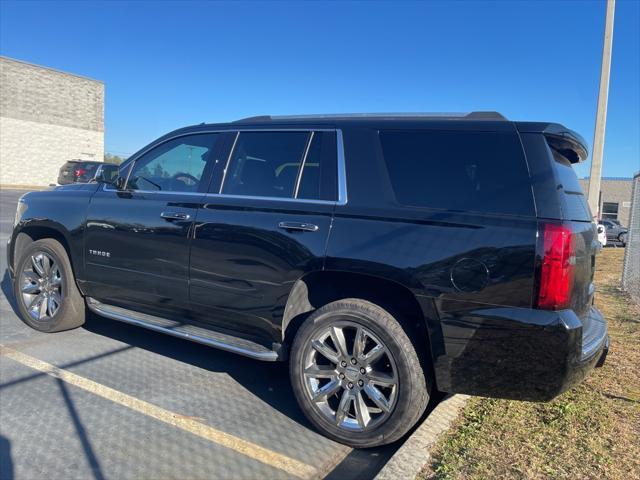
[{"xmin": 597, "ymin": 224, "xmax": 607, "ymax": 247}]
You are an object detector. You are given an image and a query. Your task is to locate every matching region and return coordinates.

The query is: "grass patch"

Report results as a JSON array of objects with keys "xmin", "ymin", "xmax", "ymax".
[{"xmin": 422, "ymin": 249, "xmax": 640, "ymax": 480}]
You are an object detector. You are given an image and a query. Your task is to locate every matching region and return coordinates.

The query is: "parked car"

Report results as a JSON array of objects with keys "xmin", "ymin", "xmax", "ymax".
[
  {"xmin": 57, "ymin": 160, "xmax": 103, "ymax": 185},
  {"xmin": 8, "ymin": 112, "xmax": 609, "ymax": 448},
  {"xmin": 597, "ymin": 224, "xmax": 607, "ymax": 247},
  {"xmin": 600, "ymin": 219, "xmax": 628, "ymax": 245}
]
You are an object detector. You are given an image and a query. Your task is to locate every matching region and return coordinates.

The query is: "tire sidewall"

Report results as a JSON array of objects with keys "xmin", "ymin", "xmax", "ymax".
[
  {"xmin": 290, "ymin": 300, "xmax": 427, "ymax": 447},
  {"xmin": 13, "ymin": 239, "xmax": 78, "ymax": 332}
]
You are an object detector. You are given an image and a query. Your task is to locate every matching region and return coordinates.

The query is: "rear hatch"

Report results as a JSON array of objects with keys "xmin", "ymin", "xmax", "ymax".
[{"xmin": 518, "ymin": 124, "xmax": 598, "ymax": 324}]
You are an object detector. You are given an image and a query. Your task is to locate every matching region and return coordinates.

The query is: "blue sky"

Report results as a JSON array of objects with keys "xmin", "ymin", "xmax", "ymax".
[{"xmin": 1, "ymin": 0, "xmax": 638, "ymax": 178}]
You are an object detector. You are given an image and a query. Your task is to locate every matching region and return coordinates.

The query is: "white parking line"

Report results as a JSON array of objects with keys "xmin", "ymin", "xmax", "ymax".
[{"xmin": 0, "ymin": 345, "xmax": 319, "ymax": 479}]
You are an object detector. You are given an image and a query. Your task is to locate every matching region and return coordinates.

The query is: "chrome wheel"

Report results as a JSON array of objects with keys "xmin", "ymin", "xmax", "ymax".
[
  {"xmin": 19, "ymin": 252, "xmax": 63, "ymax": 322},
  {"xmin": 302, "ymin": 321, "xmax": 398, "ymax": 431}
]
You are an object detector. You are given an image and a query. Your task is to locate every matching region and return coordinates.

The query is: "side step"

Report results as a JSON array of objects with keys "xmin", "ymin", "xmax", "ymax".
[{"xmin": 86, "ymin": 298, "xmax": 279, "ymax": 361}]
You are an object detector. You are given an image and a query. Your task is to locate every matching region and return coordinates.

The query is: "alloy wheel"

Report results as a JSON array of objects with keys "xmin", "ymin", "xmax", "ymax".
[
  {"xmin": 19, "ymin": 252, "xmax": 64, "ymax": 322},
  {"xmin": 302, "ymin": 321, "xmax": 398, "ymax": 431}
]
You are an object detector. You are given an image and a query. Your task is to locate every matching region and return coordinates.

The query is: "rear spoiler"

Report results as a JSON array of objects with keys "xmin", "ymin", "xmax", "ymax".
[{"xmin": 516, "ymin": 122, "xmax": 588, "ymax": 163}]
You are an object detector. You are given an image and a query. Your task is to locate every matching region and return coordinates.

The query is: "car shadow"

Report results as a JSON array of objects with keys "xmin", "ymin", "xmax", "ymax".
[
  {"xmin": 1, "ymin": 269, "xmax": 20, "ymax": 316},
  {"xmin": 2, "ymin": 268, "xmax": 444, "ymax": 478},
  {"xmin": 0, "ymin": 435, "xmax": 13, "ymax": 480},
  {"xmin": 81, "ymin": 310, "xmax": 309, "ymax": 425}
]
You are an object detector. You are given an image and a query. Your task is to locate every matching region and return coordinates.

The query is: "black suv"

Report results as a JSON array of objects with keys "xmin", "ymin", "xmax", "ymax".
[{"xmin": 8, "ymin": 113, "xmax": 609, "ymax": 447}]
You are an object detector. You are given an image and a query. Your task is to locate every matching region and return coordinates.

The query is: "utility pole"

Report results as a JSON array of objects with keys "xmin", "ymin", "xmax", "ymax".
[{"xmin": 587, "ymin": 0, "xmax": 615, "ymax": 219}]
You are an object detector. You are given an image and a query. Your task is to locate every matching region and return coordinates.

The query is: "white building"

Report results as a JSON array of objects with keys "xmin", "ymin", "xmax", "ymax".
[{"xmin": 0, "ymin": 56, "xmax": 104, "ymax": 187}]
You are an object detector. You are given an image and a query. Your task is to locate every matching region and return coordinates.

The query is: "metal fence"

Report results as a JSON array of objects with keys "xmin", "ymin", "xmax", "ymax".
[{"xmin": 622, "ymin": 172, "xmax": 640, "ymax": 304}]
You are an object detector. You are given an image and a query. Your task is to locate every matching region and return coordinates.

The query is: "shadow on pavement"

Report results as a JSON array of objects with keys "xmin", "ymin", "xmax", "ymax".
[
  {"xmin": 2, "ymin": 266, "xmax": 443, "ymax": 479},
  {"xmin": 0, "ymin": 435, "xmax": 13, "ymax": 480}
]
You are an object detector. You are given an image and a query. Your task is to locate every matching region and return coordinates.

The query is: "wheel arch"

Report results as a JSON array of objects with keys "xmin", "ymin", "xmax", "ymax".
[
  {"xmin": 282, "ymin": 270, "xmax": 437, "ymax": 384},
  {"xmin": 11, "ymin": 223, "xmax": 78, "ymax": 280}
]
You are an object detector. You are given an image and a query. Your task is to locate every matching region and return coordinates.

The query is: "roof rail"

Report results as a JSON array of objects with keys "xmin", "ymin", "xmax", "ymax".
[{"xmin": 233, "ymin": 111, "xmax": 507, "ymax": 123}]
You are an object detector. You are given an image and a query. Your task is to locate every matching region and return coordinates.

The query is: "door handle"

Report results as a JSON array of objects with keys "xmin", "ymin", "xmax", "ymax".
[
  {"xmin": 160, "ymin": 211, "xmax": 191, "ymax": 221},
  {"xmin": 278, "ymin": 221, "xmax": 319, "ymax": 232}
]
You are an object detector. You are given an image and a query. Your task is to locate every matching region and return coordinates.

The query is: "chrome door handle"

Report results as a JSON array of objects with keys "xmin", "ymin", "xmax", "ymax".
[
  {"xmin": 160, "ymin": 211, "xmax": 191, "ymax": 221},
  {"xmin": 278, "ymin": 221, "xmax": 319, "ymax": 232}
]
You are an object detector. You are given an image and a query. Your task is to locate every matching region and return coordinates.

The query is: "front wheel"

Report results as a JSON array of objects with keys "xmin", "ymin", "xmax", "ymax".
[
  {"xmin": 290, "ymin": 299, "xmax": 429, "ymax": 448},
  {"xmin": 13, "ymin": 238, "xmax": 86, "ymax": 332}
]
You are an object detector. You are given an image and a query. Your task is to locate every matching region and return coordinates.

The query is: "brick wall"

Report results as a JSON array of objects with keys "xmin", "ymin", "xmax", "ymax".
[{"xmin": 0, "ymin": 56, "xmax": 104, "ymax": 187}]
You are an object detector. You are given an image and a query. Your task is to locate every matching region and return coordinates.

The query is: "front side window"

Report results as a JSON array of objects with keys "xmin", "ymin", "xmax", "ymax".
[
  {"xmin": 127, "ymin": 133, "xmax": 219, "ymax": 192},
  {"xmin": 221, "ymin": 131, "xmax": 337, "ymax": 201}
]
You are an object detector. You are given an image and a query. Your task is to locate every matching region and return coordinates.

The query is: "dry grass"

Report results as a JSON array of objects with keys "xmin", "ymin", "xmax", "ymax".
[{"xmin": 421, "ymin": 249, "xmax": 640, "ymax": 480}]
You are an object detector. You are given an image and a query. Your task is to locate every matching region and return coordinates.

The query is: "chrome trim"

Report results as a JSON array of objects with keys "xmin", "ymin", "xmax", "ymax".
[
  {"xmin": 86, "ymin": 298, "xmax": 278, "ymax": 361},
  {"xmin": 294, "ymin": 132, "xmax": 314, "ymax": 199},
  {"xmin": 160, "ymin": 211, "xmax": 191, "ymax": 221},
  {"xmin": 336, "ymin": 129, "xmax": 347, "ymax": 205},
  {"xmin": 102, "ymin": 184, "xmax": 204, "ymax": 196},
  {"xmin": 219, "ymin": 131, "xmax": 240, "ymax": 194},
  {"xmin": 278, "ymin": 221, "xmax": 319, "ymax": 232},
  {"xmin": 105, "ymin": 127, "xmax": 348, "ymax": 205},
  {"xmin": 203, "ymin": 192, "xmax": 336, "ymax": 206}
]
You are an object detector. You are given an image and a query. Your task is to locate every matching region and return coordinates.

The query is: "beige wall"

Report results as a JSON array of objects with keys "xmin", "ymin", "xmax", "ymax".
[
  {"xmin": 579, "ymin": 178, "xmax": 634, "ymax": 226},
  {"xmin": 0, "ymin": 116, "xmax": 104, "ymax": 186},
  {"xmin": 0, "ymin": 56, "xmax": 104, "ymax": 187}
]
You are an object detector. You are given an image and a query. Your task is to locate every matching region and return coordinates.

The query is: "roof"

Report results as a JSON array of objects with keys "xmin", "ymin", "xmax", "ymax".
[{"xmin": 233, "ymin": 111, "xmax": 508, "ymax": 123}]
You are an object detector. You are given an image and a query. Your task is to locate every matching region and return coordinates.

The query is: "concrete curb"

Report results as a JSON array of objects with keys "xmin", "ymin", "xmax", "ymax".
[{"xmin": 375, "ymin": 394, "xmax": 470, "ymax": 480}]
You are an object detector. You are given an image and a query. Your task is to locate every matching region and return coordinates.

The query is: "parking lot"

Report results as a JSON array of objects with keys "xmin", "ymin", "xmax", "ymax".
[{"xmin": 0, "ymin": 189, "xmax": 417, "ymax": 480}]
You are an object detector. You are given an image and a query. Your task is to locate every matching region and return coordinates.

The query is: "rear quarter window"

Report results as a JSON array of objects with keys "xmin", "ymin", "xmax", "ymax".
[
  {"xmin": 548, "ymin": 147, "xmax": 592, "ymax": 222},
  {"xmin": 379, "ymin": 130, "xmax": 534, "ymax": 216}
]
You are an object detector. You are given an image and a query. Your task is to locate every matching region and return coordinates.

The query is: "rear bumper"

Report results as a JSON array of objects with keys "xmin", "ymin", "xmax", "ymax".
[{"xmin": 432, "ymin": 304, "xmax": 608, "ymax": 401}]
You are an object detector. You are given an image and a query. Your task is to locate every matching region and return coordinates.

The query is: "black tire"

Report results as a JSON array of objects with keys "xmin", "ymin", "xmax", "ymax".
[
  {"xmin": 13, "ymin": 238, "xmax": 85, "ymax": 332},
  {"xmin": 618, "ymin": 234, "xmax": 627, "ymax": 247},
  {"xmin": 290, "ymin": 298, "xmax": 429, "ymax": 448}
]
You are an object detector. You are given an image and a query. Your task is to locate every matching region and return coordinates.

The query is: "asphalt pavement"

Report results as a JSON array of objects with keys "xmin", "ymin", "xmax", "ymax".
[{"xmin": 0, "ymin": 187, "xmax": 412, "ymax": 480}]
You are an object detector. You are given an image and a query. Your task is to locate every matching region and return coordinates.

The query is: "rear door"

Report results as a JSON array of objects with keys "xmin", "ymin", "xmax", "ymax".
[{"xmin": 189, "ymin": 129, "xmax": 340, "ymax": 343}]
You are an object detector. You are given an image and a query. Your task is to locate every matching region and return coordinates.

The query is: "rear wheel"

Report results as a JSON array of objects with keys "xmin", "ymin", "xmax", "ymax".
[
  {"xmin": 13, "ymin": 238, "xmax": 85, "ymax": 332},
  {"xmin": 290, "ymin": 298, "xmax": 429, "ymax": 447}
]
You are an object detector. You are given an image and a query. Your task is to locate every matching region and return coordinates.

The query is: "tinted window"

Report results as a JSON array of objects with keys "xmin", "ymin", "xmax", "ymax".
[
  {"xmin": 222, "ymin": 132, "xmax": 309, "ymax": 198},
  {"xmin": 127, "ymin": 134, "xmax": 218, "ymax": 192},
  {"xmin": 297, "ymin": 131, "xmax": 338, "ymax": 201},
  {"xmin": 549, "ymin": 145, "xmax": 592, "ymax": 221},
  {"xmin": 379, "ymin": 130, "xmax": 534, "ymax": 215}
]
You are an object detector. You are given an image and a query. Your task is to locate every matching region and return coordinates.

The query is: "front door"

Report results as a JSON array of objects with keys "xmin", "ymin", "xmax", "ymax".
[
  {"xmin": 189, "ymin": 129, "xmax": 341, "ymax": 344},
  {"xmin": 83, "ymin": 132, "xmax": 222, "ymax": 316}
]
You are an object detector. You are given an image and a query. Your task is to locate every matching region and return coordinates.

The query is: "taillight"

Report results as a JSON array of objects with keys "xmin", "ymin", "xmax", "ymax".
[
  {"xmin": 537, "ymin": 222, "xmax": 575, "ymax": 310},
  {"xmin": 74, "ymin": 168, "xmax": 87, "ymax": 177}
]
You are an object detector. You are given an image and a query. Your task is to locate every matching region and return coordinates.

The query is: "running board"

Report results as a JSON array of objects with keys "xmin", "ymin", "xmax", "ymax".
[{"xmin": 86, "ymin": 298, "xmax": 279, "ymax": 361}]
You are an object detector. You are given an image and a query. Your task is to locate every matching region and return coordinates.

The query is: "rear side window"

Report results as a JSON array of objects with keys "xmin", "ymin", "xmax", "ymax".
[
  {"xmin": 548, "ymin": 144, "xmax": 592, "ymax": 222},
  {"xmin": 221, "ymin": 131, "xmax": 337, "ymax": 201},
  {"xmin": 379, "ymin": 130, "xmax": 534, "ymax": 216},
  {"xmin": 297, "ymin": 131, "xmax": 338, "ymax": 201}
]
